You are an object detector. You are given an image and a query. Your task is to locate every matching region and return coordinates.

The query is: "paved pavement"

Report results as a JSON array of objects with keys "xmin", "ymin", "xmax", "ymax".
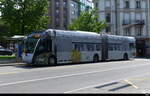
[
  {"xmin": 0, "ymin": 58, "xmax": 24, "ymax": 66},
  {"xmin": 0, "ymin": 59, "xmax": 17, "ymax": 64},
  {"xmin": 74, "ymin": 75, "xmax": 150, "ymax": 93},
  {"xmin": 0, "ymin": 58, "xmax": 150, "ymax": 93}
]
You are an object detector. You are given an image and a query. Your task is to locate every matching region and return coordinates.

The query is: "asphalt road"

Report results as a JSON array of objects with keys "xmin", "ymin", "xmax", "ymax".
[{"xmin": 0, "ymin": 58, "xmax": 150, "ymax": 93}]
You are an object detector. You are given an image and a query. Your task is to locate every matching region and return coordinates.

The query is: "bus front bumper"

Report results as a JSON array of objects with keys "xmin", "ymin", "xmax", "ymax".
[{"xmin": 22, "ymin": 53, "xmax": 34, "ymax": 64}]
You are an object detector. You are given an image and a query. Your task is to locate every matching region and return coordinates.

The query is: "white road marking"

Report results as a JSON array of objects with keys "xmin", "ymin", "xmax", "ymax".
[
  {"xmin": 0, "ymin": 69, "xmax": 124, "ymax": 87},
  {"xmin": 0, "ymin": 61, "xmax": 149, "ymax": 76},
  {"xmin": 124, "ymin": 80, "xmax": 138, "ymax": 89},
  {"xmin": 0, "ymin": 72, "xmax": 19, "ymax": 75},
  {"xmin": 0, "ymin": 62, "xmax": 150, "ymax": 88}
]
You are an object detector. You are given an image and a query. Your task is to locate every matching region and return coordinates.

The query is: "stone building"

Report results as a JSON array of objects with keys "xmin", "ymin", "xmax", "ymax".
[{"xmin": 93, "ymin": 0, "xmax": 150, "ymax": 57}]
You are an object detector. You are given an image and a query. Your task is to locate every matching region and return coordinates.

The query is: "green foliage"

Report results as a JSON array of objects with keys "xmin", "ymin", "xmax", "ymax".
[
  {"xmin": 0, "ymin": 19, "xmax": 9, "ymax": 40},
  {"xmin": 68, "ymin": 9, "xmax": 107, "ymax": 33},
  {"xmin": 0, "ymin": 0, "xmax": 49, "ymax": 36}
]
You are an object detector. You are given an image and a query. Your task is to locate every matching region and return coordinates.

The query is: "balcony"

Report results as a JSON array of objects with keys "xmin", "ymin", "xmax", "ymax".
[
  {"xmin": 122, "ymin": 20, "xmax": 145, "ymax": 26},
  {"xmin": 135, "ymin": 20, "xmax": 145, "ymax": 25}
]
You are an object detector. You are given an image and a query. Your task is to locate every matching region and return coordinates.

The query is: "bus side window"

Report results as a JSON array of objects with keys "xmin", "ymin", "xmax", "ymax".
[
  {"xmin": 87, "ymin": 44, "xmax": 90, "ymax": 51},
  {"xmin": 96, "ymin": 44, "xmax": 101, "ymax": 51},
  {"xmin": 74, "ymin": 43, "xmax": 84, "ymax": 51},
  {"xmin": 80, "ymin": 44, "xmax": 84, "ymax": 51},
  {"xmin": 108, "ymin": 44, "xmax": 113, "ymax": 51},
  {"xmin": 117, "ymin": 44, "xmax": 121, "ymax": 51},
  {"xmin": 87, "ymin": 44, "xmax": 94, "ymax": 51},
  {"xmin": 115, "ymin": 44, "xmax": 120, "ymax": 51},
  {"xmin": 74, "ymin": 44, "xmax": 78, "ymax": 51},
  {"xmin": 114, "ymin": 44, "xmax": 117, "ymax": 51},
  {"xmin": 91, "ymin": 44, "xmax": 94, "ymax": 51}
]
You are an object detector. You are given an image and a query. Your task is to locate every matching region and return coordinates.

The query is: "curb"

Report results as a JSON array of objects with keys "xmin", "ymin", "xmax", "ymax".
[
  {"xmin": 0, "ymin": 59, "xmax": 26, "ymax": 66},
  {"xmin": 0, "ymin": 63, "xmax": 26, "ymax": 67},
  {"xmin": 0, "ymin": 59, "xmax": 17, "ymax": 64}
]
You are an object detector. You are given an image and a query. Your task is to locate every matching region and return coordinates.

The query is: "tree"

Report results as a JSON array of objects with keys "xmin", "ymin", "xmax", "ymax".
[
  {"xmin": 68, "ymin": 9, "xmax": 107, "ymax": 33},
  {"xmin": 0, "ymin": 19, "xmax": 9, "ymax": 39},
  {"xmin": 0, "ymin": 0, "xmax": 49, "ymax": 36}
]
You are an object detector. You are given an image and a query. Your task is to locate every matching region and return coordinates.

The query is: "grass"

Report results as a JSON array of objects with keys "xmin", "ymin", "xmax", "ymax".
[{"xmin": 0, "ymin": 55, "xmax": 16, "ymax": 60}]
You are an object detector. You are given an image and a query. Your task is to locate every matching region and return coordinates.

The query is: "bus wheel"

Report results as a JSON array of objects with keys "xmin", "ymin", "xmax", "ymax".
[
  {"xmin": 48, "ymin": 56, "xmax": 56, "ymax": 66},
  {"xmin": 93, "ymin": 55, "xmax": 99, "ymax": 63},
  {"xmin": 123, "ymin": 54, "xmax": 128, "ymax": 60}
]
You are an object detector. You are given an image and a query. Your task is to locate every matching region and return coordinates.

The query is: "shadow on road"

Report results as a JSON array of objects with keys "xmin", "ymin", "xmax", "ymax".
[
  {"xmin": 12, "ymin": 59, "xmax": 136, "ymax": 69},
  {"xmin": 108, "ymin": 84, "xmax": 131, "ymax": 92},
  {"xmin": 13, "ymin": 62, "xmax": 103, "ymax": 69},
  {"xmin": 95, "ymin": 81, "xmax": 132, "ymax": 92},
  {"xmin": 12, "ymin": 56, "xmax": 150, "ymax": 69},
  {"xmin": 95, "ymin": 82, "xmax": 119, "ymax": 89}
]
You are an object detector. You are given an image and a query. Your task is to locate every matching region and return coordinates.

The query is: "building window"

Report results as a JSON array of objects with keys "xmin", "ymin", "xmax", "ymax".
[
  {"xmin": 55, "ymin": 24, "xmax": 59, "ymax": 28},
  {"xmin": 123, "ymin": 13, "xmax": 130, "ymax": 24},
  {"xmin": 56, "ymin": 1, "xmax": 60, "ymax": 7},
  {"xmin": 106, "ymin": 26, "xmax": 111, "ymax": 33},
  {"xmin": 71, "ymin": 3, "xmax": 75, "ymax": 8},
  {"xmin": 64, "ymin": 25, "xmax": 67, "ymax": 29},
  {"xmin": 124, "ymin": 1, "xmax": 130, "ymax": 8},
  {"xmin": 122, "ymin": 20, "xmax": 130, "ymax": 25},
  {"xmin": 63, "ymin": 1, "xmax": 67, "ymax": 7},
  {"xmin": 56, "ymin": 10, "xmax": 59, "ymax": 14},
  {"xmin": 105, "ymin": 0, "xmax": 111, "ymax": 8},
  {"xmin": 72, "ymin": 11, "xmax": 75, "ymax": 15},
  {"xmin": 95, "ymin": 2, "xmax": 99, "ymax": 8},
  {"xmin": 123, "ymin": 28, "xmax": 131, "ymax": 36},
  {"xmin": 136, "ymin": 26, "xmax": 143, "ymax": 36},
  {"xmin": 136, "ymin": 1, "xmax": 141, "ymax": 8},
  {"xmin": 106, "ymin": 13, "xmax": 111, "ymax": 23}
]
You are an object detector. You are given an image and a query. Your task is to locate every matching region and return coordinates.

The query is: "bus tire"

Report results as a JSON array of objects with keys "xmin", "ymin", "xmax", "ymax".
[
  {"xmin": 123, "ymin": 53, "xmax": 128, "ymax": 60},
  {"xmin": 48, "ymin": 56, "xmax": 56, "ymax": 66},
  {"xmin": 93, "ymin": 54, "xmax": 99, "ymax": 63}
]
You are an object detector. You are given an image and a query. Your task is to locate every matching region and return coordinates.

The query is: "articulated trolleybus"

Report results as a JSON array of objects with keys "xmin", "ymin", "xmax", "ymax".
[{"xmin": 22, "ymin": 29, "xmax": 136, "ymax": 66}]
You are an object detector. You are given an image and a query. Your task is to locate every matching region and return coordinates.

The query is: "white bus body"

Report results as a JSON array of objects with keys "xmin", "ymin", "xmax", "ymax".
[
  {"xmin": 22, "ymin": 29, "xmax": 102, "ymax": 65},
  {"xmin": 101, "ymin": 35, "xmax": 136, "ymax": 61},
  {"xmin": 22, "ymin": 29, "xmax": 136, "ymax": 66}
]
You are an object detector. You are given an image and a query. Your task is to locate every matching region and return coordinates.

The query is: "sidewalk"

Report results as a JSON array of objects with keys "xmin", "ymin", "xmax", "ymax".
[{"xmin": 0, "ymin": 58, "xmax": 26, "ymax": 66}]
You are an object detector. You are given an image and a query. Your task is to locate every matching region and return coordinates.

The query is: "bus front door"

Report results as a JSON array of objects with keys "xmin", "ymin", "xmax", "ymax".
[{"xmin": 33, "ymin": 38, "xmax": 52, "ymax": 65}]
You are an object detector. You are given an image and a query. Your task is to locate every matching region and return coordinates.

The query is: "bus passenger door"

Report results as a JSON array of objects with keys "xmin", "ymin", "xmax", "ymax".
[
  {"xmin": 102, "ymin": 36, "xmax": 108, "ymax": 61},
  {"xmin": 33, "ymin": 38, "xmax": 52, "ymax": 64}
]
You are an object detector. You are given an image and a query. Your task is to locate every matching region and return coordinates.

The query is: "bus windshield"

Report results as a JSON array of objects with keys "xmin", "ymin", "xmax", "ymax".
[{"xmin": 24, "ymin": 37, "xmax": 39, "ymax": 53}]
